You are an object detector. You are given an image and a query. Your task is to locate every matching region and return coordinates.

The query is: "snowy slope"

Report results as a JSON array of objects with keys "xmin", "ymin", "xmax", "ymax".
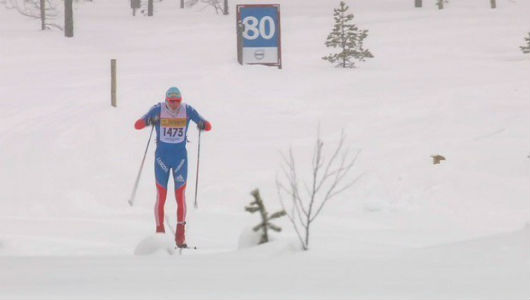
[
  {"xmin": 1, "ymin": 0, "xmax": 529, "ymax": 298},
  {"xmin": 0, "ymin": 225, "xmax": 528, "ymax": 299}
]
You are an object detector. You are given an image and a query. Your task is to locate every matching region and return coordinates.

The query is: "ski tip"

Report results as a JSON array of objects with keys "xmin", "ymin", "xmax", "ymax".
[
  {"xmin": 178, "ymin": 246, "xmax": 198, "ymax": 255},
  {"xmin": 175, "ymin": 246, "xmax": 198, "ymax": 250}
]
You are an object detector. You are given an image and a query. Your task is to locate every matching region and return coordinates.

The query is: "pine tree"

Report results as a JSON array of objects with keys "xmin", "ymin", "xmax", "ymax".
[
  {"xmin": 245, "ymin": 189, "xmax": 286, "ymax": 245},
  {"xmin": 521, "ymin": 32, "xmax": 530, "ymax": 54},
  {"xmin": 322, "ymin": 1, "xmax": 373, "ymax": 68}
]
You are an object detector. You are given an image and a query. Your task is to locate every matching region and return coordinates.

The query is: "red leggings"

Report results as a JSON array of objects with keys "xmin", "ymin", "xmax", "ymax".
[{"xmin": 155, "ymin": 183, "xmax": 186, "ymax": 233}]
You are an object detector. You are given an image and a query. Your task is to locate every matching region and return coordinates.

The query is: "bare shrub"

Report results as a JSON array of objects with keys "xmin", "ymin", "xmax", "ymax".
[{"xmin": 276, "ymin": 129, "xmax": 362, "ymax": 250}]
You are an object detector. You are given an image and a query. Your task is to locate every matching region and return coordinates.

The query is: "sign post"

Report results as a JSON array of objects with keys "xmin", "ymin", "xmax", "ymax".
[
  {"xmin": 111, "ymin": 59, "xmax": 117, "ymax": 107},
  {"xmin": 131, "ymin": 0, "xmax": 140, "ymax": 16},
  {"xmin": 236, "ymin": 4, "xmax": 282, "ymax": 69}
]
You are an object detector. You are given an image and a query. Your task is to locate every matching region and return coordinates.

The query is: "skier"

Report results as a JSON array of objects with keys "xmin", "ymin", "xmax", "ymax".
[{"xmin": 134, "ymin": 86, "xmax": 212, "ymax": 248}]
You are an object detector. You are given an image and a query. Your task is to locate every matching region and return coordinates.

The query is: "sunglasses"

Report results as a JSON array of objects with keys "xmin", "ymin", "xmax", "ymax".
[{"xmin": 167, "ymin": 98, "xmax": 181, "ymax": 103}]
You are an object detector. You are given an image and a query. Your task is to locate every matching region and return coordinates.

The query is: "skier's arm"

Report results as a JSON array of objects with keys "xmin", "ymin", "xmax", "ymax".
[
  {"xmin": 187, "ymin": 105, "xmax": 212, "ymax": 131},
  {"xmin": 134, "ymin": 105, "xmax": 160, "ymax": 130}
]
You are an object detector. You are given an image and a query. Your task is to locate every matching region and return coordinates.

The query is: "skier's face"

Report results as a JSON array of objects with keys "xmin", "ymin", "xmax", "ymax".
[{"xmin": 166, "ymin": 97, "xmax": 181, "ymax": 110}]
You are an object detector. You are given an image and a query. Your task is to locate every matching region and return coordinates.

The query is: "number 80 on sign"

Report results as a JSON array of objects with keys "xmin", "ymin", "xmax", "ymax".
[{"xmin": 236, "ymin": 4, "xmax": 282, "ymax": 68}]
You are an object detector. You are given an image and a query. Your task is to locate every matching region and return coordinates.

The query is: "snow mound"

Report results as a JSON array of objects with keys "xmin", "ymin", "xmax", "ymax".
[
  {"xmin": 236, "ymin": 226, "xmax": 302, "ymax": 257},
  {"xmin": 237, "ymin": 225, "xmax": 284, "ymax": 249},
  {"xmin": 237, "ymin": 226, "xmax": 262, "ymax": 249},
  {"xmin": 133, "ymin": 234, "xmax": 176, "ymax": 256}
]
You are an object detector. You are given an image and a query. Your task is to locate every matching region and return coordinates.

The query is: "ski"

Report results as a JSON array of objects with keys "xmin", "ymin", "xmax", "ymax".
[{"xmin": 177, "ymin": 245, "xmax": 198, "ymax": 255}]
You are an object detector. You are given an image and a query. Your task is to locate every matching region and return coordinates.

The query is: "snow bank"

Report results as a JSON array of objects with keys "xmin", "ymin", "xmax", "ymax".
[{"xmin": 133, "ymin": 233, "xmax": 176, "ymax": 256}]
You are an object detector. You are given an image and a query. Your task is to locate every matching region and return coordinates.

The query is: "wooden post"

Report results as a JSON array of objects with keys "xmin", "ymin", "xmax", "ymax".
[
  {"xmin": 40, "ymin": 0, "xmax": 46, "ymax": 30},
  {"xmin": 111, "ymin": 59, "xmax": 117, "ymax": 107},
  {"xmin": 415, "ymin": 0, "xmax": 422, "ymax": 8},
  {"xmin": 65, "ymin": 0, "xmax": 74, "ymax": 37},
  {"xmin": 223, "ymin": 0, "xmax": 228, "ymax": 15},
  {"xmin": 236, "ymin": 20, "xmax": 243, "ymax": 65},
  {"xmin": 437, "ymin": 0, "xmax": 444, "ymax": 9},
  {"xmin": 490, "ymin": 0, "xmax": 496, "ymax": 9},
  {"xmin": 148, "ymin": 0, "xmax": 153, "ymax": 16},
  {"xmin": 180, "ymin": 0, "xmax": 184, "ymax": 9},
  {"xmin": 131, "ymin": 0, "xmax": 140, "ymax": 16}
]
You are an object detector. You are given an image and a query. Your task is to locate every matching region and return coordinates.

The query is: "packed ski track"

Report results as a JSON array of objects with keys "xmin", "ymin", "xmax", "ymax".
[{"xmin": 1, "ymin": 0, "xmax": 529, "ymax": 299}]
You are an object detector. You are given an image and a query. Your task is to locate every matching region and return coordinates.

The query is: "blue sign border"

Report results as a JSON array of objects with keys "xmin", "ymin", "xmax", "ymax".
[{"xmin": 236, "ymin": 4, "xmax": 282, "ymax": 69}]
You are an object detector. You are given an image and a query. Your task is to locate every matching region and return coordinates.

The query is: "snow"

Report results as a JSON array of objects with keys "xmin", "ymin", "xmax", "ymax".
[
  {"xmin": 238, "ymin": 226, "xmax": 263, "ymax": 249},
  {"xmin": 1, "ymin": 0, "xmax": 529, "ymax": 299},
  {"xmin": 133, "ymin": 233, "xmax": 177, "ymax": 256}
]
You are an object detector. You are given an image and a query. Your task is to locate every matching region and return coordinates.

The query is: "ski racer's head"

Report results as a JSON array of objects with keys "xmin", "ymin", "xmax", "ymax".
[{"xmin": 165, "ymin": 87, "xmax": 182, "ymax": 110}]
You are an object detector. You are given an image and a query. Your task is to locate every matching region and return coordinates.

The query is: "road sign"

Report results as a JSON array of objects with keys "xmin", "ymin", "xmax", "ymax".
[{"xmin": 236, "ymin": 4, "xmax": 282, "ymax": 69}]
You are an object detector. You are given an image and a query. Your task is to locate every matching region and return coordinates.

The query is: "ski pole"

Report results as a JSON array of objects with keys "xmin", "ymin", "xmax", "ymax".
[
  {"xmin": 193, "ymin": 129, "xmax": 202, "ymax": 209},
  {"xmin": 128, "ymin": 125, "xmax": 155, "ymax": 207}
]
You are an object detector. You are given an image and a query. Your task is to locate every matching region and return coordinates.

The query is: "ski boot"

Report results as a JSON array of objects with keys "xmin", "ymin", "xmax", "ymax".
[{"xmin": 176, "ymin": 221, "xmax": 187, "ymax": 248}]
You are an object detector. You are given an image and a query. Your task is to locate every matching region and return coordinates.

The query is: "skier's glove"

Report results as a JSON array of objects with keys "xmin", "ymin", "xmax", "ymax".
[
  {"xmin": 146, "ymin": 116, "xmax": 160, "ymax": 126},
  {"xmin": 197, "ymin": 121, "xmax": 212, "ymax": 131}
]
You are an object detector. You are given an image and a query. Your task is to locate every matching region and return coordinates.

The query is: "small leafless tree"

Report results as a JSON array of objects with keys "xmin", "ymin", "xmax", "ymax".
[
  {"xmin": 276, "ymin": 130, "xmax": 362, "ymax": 251},
  {"xmin": 203, "ymin": 0, "xmax": 223, "ymax": 14},
  {"xmin": 182, "ymin": 0, "xmax": 198, "ymax": 8},
  {"xmin": 182, "ymin": 0, "xmax": 227, "ymax": 14},
  {"xmin": 3, "ymin": 0, "xmax": 62, "ymax": 30},
  {"xmin": 187, "ymin": 0, "xmax": 224, "ymax": 14}
]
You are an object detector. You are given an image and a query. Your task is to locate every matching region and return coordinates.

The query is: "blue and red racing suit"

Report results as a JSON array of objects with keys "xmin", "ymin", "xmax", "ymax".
[{"xmin": 135, "ymin": 102, "xmax": 211, "ymax": 245}]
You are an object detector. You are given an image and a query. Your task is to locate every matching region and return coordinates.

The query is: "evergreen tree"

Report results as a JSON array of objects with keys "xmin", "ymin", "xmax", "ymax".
[
  {"xmin": 245, "ymin": 189, "xmax": 286, "ymax": 245},
  {"xmin": 322, "ymin": 1, "xmax": 373, "ymax": 68},
  {"xmin": 521, "ymin": 32, "xmax": 530, "ymax": 54}
]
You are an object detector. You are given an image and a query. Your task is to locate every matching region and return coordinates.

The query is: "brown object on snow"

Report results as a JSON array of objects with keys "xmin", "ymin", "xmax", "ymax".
[{"xmin": 431, "ymin": 155, "xmax": 446, "ymax": 165}]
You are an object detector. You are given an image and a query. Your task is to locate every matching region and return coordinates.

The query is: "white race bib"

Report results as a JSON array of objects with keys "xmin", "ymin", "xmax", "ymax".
[{"xmin": 160, "ymin": 103, "xmax": 187, "ymax": 144}]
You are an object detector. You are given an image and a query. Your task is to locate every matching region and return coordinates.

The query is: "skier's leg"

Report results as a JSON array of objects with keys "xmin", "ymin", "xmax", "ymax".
[
  {"xmin": 175, "ymin": 184, "xmax": 187, "ymax": 246},
  {"xmin": 173, "ymin": 156, "xmax": 188, "ymax": 246},
  {"xmin": 175, "ymin": 184, "xmax": 187, "ymax": 225},
  {"xmin": 154, "ymin": 156, "xmax": 170, "ymax": 233}
]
